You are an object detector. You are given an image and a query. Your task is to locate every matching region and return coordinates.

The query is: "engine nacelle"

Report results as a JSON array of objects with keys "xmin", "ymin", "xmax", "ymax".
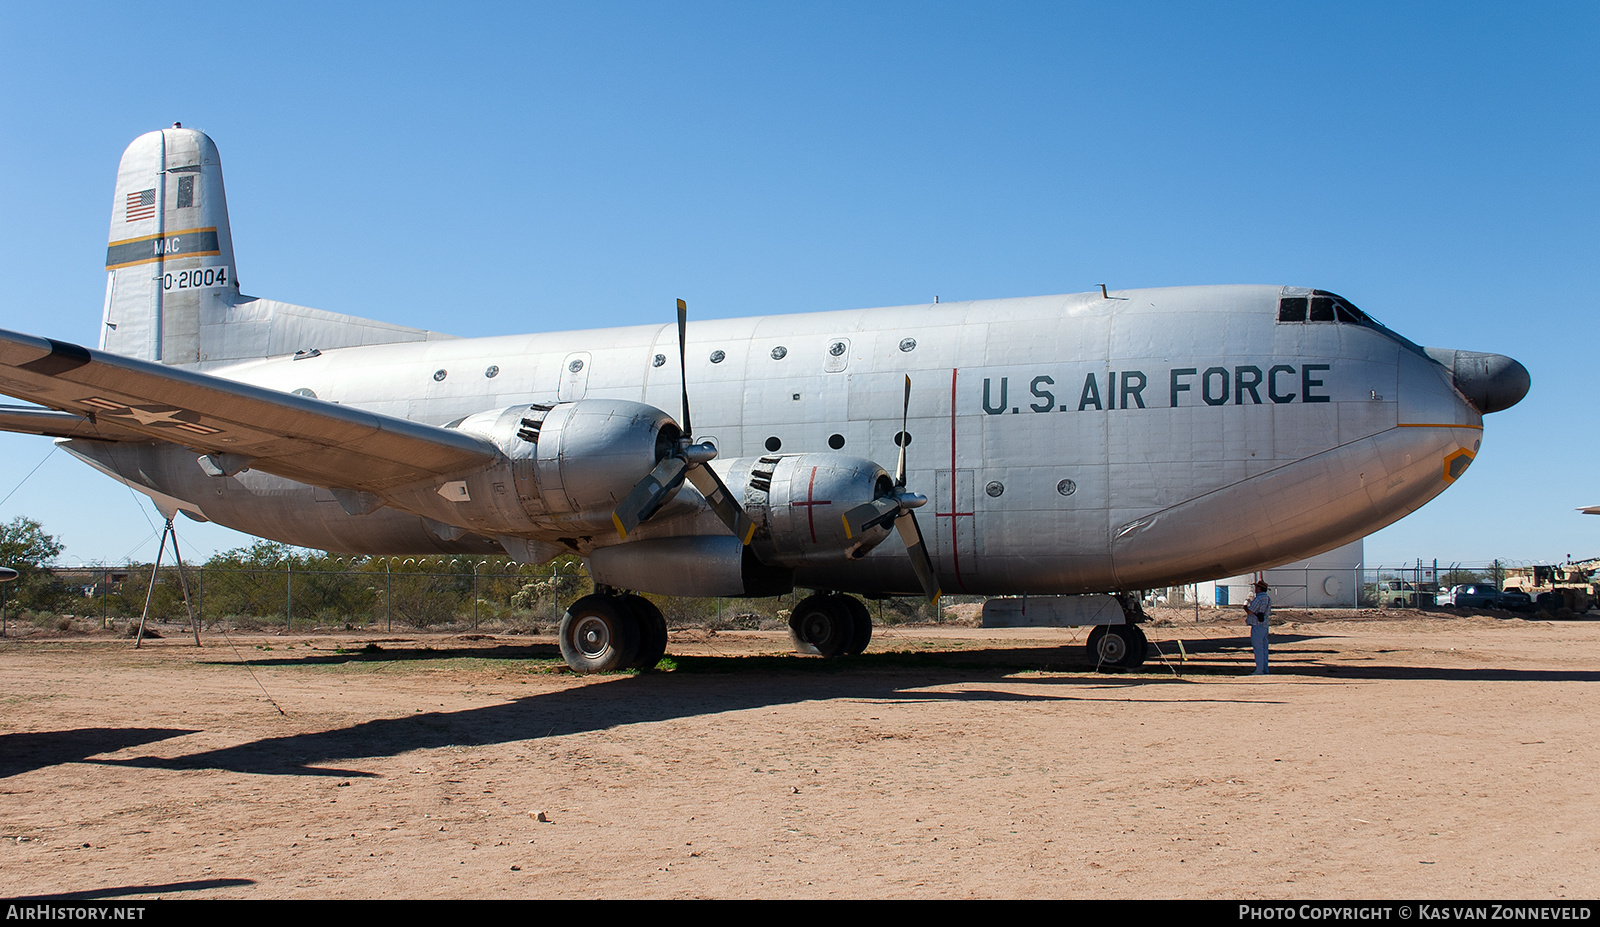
[
  {"xmin": 388, "ymin": 399, "xmax": 679, "ymax": 539},
  {"xmin": 721, "ymin": 453, "xmax": 897, "ymax": 568},
  {"xmin": 583, "ymin": 453, "xmax": 899, "ymax": 597}
]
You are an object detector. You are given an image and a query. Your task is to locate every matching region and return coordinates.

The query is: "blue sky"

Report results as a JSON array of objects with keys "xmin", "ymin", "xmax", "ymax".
[{"xmin": 0, "ymin": 2, "xmax": 1594, "ymax": 568}]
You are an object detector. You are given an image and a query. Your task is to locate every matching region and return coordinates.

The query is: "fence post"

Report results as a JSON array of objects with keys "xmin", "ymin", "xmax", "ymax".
[
  {"xmin": 385, "ymin": 559, "xmax": 392, "ymax": 631},
  {"xmin": 285, "ymin": 559, "xmax": 292, "ymax": 631}
]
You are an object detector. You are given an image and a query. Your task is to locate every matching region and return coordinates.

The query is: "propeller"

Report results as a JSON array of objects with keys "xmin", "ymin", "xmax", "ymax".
[
  {"xmin": 841, "ymin": 375, "xmax": 941, "ymax": 604},
  {"xmin": 612, "ymin": 300, "xmax": 756, "ymax": 543}
]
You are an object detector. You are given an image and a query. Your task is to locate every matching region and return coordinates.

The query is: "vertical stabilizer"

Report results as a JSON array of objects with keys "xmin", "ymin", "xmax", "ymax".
[{"xmin": 102, "ymin": 126, "xmax": 238, "ymax": 364}]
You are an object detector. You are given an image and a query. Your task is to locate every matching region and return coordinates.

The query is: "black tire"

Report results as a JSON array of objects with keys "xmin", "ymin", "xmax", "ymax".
[
  {"xmin": 1086, "ymin": 624, "xmax": 1108, "ymax": 665},
  {"xmin": 559, "ymin": 594, "xmax": 640, "ymax": 673},
  {"xmin": 1122, "ymin": 624, "xmax": 1148, "ymax": 670},
  {"xmin": 621, "ymin": 594, "xmax": 668, "ymax": 671},
  {"xmin": 1087, "ymin": 624, "xmax": 1143, "ymax": 671},
  {"xmin": 789, "ymin": 592, "xmax": 855, "ymax": 657},
  {"xmin": 838, "ymin": 595, "xmax": 872, "ymax": 655}
]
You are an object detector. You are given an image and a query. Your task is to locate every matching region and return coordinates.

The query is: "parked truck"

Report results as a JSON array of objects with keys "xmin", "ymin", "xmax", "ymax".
[
  {"xmin": 1372, "ymin": 579, "xmax": 1437, "ymax": 608},
  {"xmin": 1502, "ymin": 560, "xmax": 1599, "ymax": 614}
]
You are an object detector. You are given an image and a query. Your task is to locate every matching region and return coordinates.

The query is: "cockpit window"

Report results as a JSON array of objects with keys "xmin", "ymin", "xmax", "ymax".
[
  {"xmin": 1278, "ymin": 288, "xmax": 1370, "ymax": 325},
  {"xmin": 1278, "ymin": 286, "xmax": 1431, "ymax": 360}
]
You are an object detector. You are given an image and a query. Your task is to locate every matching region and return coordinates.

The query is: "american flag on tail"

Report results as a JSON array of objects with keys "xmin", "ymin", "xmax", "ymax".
[{"xmin": 126, "ymin": 188, "xmax": 156, "ymax": 222}]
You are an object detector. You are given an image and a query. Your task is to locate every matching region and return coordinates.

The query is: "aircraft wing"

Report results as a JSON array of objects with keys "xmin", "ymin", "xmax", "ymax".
[
  {"xmin": 0, "ymin": 404, "xmax": 152, "ymax": 441},
  {"xmin": 0, "ymin": 329, "xmax": 500, "ymax": 492}
]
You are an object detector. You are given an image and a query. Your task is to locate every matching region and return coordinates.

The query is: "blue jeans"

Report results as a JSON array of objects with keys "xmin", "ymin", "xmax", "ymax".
[{"xmin": 1251, "ymin": 622, "xmax": 1269, "ymax": 673}]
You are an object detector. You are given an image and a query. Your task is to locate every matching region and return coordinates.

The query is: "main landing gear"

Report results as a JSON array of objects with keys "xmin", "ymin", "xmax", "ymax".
[
  {"xmin": 1085, "ymin": 593, "xmax": 1149, "ymax": 671},
  {"xmin": 559, "ymin": 591, "xmax": 669, "ymax": 673},
  {"xmin": 788, "ymin": 592, "xmax": 872, "ymax": 658},
  {"xmin": 558, "ymin": 589, "xmax": 877, "ymax": 672}
]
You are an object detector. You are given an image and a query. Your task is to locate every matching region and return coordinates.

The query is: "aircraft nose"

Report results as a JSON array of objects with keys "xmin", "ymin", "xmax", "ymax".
[{"xmin": 1422, "ymin": 348, "xmax": 1531, "ymax": 414}]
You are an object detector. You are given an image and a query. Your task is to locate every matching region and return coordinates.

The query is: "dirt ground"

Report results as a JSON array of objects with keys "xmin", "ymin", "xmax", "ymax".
[{"xmin": 2, "ymin": 608, "xmax": 1597, "ymax": 900}]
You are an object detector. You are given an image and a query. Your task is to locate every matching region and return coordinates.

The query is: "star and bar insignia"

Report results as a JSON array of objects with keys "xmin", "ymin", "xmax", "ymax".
[{"xmin": 80, "ymin": 396, "xmax": 222, "ymax": 436}]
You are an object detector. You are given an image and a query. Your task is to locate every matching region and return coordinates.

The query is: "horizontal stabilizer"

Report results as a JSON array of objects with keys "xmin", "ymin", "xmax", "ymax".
[{"xmin": 0, "ymin": 329, "xmax": 499, "ymax": 493}]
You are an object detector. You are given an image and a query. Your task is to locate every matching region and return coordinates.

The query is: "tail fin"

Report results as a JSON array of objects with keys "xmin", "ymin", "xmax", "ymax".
[
  {"xmin": 102, "ymin": 125, "xmax": 237, "ymax": 363},
  {"xmin": 101, "ymin": 126, "xmax": 450, "ymax": 367}
]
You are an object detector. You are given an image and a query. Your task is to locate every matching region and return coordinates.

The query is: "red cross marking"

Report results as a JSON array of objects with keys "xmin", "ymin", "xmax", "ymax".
[{"xmin": 788, "ymin": 465, "xmax": 834, "ymax": 544}]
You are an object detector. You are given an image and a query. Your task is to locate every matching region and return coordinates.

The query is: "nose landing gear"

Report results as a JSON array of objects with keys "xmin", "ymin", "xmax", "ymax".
[
  {"xmin": 1086, "ymin": 593, "xmax": 1149, "ymax": 671},
  {"xmin": 1086, "ymin": 623, "xmax": 1148, "ymax": 671}
]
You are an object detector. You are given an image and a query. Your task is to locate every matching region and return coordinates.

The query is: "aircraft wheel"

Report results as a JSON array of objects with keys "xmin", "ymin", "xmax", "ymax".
[
  {"xmin": 838, "ymin": 595, "xmax": 873, "ymax": 655},
  {"xmin": 622, "ymin": 594, "xmax": 668, "ymax": 671},
  {"xmin": 559, "ymin": 594, "xmax": 640, "ymax": 673},
  {"xmin": 1087, "ymin": 624, "xmax": 1144, "ymax": 671},
  {"xmin": 1123, "ymin": 624, "xmax": 1148, "ymax": 670},
  {"xmin": 790, "ymin": 593, "xmax": 855, "ymax": 658},
  {"xmin": 1086, "ymin": 625, "xmax": 1109, "ymax": 661}
]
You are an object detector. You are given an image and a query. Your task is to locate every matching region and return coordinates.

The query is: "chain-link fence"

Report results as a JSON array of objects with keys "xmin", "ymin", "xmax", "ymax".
[
  {"xmin": 8, "ymin": 550, "xmax": 1583, "ymax": 638},
  {"xmin": 1141, "ymin": 556, "xmax": 1589, "ymax": 614},
  {"xmin": 29, "ymin": 558, "xmax": 584, "ymax": 633},
  {"xmin": 7, "ymin": 556, "xmax": 968, "ymax": 636}
]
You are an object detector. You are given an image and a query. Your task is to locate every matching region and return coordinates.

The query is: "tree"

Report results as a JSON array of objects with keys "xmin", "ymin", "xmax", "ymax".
[
  {"xmin": 0, "ymin": 516, "xmax": 66, "ymax": 611},
  {"xmin": 0, "ymin": 515, "xmax": 63, "ymax": 568},
  {"xmin": 1439, "ymin": 568, "xmax": 1485, "ymax": 588},
  {"xmin": 201, "ymin": 540, "xmax": 297, "ymax": 620}
]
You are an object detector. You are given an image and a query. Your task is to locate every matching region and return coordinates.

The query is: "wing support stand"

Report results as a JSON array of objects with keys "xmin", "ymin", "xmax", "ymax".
[{"xmin": 134, "ymin": 517, "xmax": 200, "ymax": 649}]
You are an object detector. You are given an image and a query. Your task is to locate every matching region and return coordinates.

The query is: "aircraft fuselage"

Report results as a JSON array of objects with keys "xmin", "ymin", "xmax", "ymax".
[{"xmin": 65, "ymin": 283, "xmax": 1489, "ymax": 596}]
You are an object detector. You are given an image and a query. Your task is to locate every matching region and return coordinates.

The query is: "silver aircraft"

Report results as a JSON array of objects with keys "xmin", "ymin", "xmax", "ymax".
[{"xmin": 0, "ymin": 127, "xmax": 1530, "ymax": 671}]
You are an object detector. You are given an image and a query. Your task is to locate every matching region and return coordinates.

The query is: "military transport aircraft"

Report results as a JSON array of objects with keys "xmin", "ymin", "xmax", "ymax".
[{"xmin": 0, "ymin": 127, "xmax": 1530, "ymax": 672}]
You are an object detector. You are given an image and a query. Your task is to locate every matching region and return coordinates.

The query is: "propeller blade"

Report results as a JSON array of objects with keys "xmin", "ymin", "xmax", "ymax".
[
  {"xmin": 842, "ymin": 497, "xmax": 898, "ymax": 539},
  {"xmin": 611, "ymin": 456, "xmax": 688, "ymax": 539},
  {"xmin": 676, "ymin": 298, "xmax": 692, "ymax": 439},
  {"xmin": 684, "ymin": 462, "xmax": 757, "ymax": 545},
  {"xmin": 894, "ymin": 509, "xmax": 941, "ymax": 605},
  {"xmin": 896, "ymin": 374, "xmax": 910, "ymax": 487}
]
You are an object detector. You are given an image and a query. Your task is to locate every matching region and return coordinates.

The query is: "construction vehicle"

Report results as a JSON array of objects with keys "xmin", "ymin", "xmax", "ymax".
[{"xmin": 1502, "ymin": 559, "xmax": 1600, "ymax": 614}]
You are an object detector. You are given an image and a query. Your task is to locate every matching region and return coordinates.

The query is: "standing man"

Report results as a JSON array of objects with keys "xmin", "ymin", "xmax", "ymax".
[{"xmin": 1243, "ymin": 579, "xmax": 1271, "ymax": 675}]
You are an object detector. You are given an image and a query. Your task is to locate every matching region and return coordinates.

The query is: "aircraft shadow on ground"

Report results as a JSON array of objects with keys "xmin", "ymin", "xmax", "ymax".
[
  {"xmin": 13, "ymin": 878, "xmax": 256, "ymax": 900},
  {"xmin": 1147, "ymin": 631, "xmax": 1600, "ymax": 682},
  {"xmin": 199, "ymin": 641, "xmax": 561, "ymax": 667},
  {"xmin": 45, "ymin": 633, "xmax": 1596, "ymax": 780},
  {"xmin": 0, "ymin": 727, "xmax": 198, "ymax": 779},
  {"xmin": 86, "ymin": 647, "xmax": 1284, "ymax": 778},
  {"xmin": 1149, "ymin": 632, "xmax": 1321, "ymax": 655},
  {"xmin": 1278, "ymin": 664, "xmax": 1600, "ymax": 682}
]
